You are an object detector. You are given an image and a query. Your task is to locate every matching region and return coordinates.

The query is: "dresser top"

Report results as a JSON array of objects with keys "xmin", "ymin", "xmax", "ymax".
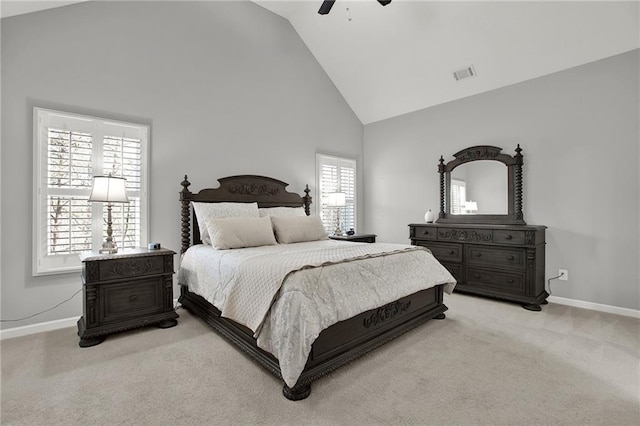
[
  {"xmin": 409, "ymin": 223, "xmax": 546, "ymax": 231},
  {"xmin": 79, "ymin": 247, "xmax": 175, "ymax": 262}
]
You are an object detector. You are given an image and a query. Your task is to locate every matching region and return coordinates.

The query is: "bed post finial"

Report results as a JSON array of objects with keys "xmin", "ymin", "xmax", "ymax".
[
  {"xmin": 181, "ymin": 175, "xmax": 191, "ymax": 193},
  {"xmin": 180, "ymin": 175, "xmax": 192, "ymax": 254},
  {"xmin": 303, "ymin": 185, "xmax": 312, "ymax": 216}
]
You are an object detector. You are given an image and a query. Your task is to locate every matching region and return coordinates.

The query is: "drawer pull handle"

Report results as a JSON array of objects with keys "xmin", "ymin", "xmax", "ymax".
[
  {"xmin": 475, "ymin": 253, "xmax": 482, "ymax": 257},
  {"xmin": 422, "ymin": 230, "xmax": 429, "ymax": 235},
  {"xmin": 474, "ymin": 274, "xmax": 481, "ymax": 279},
  {"xmin": 507, "ymin": 279, "xmax": 515, "ymax": 284},
  {"xmin": 507, "ymin": 255, "xmax": 514, "ymax": 260},
  {"xmin": 449, "ymin": 250, "xmax": 455, "ymax": 255},
  {"xmin": 505, "ymin": 234, "xmax": 513, "ymax": 240},
  {"xmin": 129, "ymin": 295, "xmax": 138, "ymax": 302}
]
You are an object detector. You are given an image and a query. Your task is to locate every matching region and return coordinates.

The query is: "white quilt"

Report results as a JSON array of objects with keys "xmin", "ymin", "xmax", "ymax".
[{"xmin": 178, "ymin": 240, "xmax": 456, "ymax": 387}]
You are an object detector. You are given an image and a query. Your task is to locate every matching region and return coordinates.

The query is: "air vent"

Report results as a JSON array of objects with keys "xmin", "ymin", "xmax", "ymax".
[{"xmin": 453, "ymin": 65, "xmax": 477, "ymax": 81}]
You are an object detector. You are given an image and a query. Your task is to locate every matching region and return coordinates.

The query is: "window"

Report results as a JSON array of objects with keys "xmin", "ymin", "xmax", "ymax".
[
  {"xmin": 33, "ymin": 108, "xmax": 149, "ymax": 275},
  {"xmin": 451, "ymin": 179, "xmax": 466, "ymax": 214},
  {"xmin": 316, "ymin": 154, "xmax": 356, "ymax": 234}
]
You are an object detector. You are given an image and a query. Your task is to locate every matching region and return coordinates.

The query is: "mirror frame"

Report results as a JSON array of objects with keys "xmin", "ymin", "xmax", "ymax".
[{"xmin": 437, "ymin": 145, "xmax": 526, "ymax": 225}]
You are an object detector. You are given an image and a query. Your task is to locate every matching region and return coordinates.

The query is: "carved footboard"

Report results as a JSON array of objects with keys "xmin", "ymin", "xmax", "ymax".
[{"xmin": 179, "ymin": 284, "xmax": 447, "ymax": 400}]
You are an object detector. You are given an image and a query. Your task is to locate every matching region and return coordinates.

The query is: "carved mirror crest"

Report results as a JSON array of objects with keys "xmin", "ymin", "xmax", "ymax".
[{"xmin": 437, "ymin": 145, "xmax": 526, "ymax": 225}]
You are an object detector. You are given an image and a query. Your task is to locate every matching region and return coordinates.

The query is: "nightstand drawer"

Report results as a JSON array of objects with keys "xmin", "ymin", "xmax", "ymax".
[
  {"xmin": 98, "ymin": 256, "xmax": 165, "ymax": 281},
  {"xmin": 100, "ymin": 279, "xmax": 163, "ymax": 323},
  {"xmin": 466, "ymin": 245, "xmax": 526, "ymax": 270},
  {"xmin": 466, "ymin": 267, "xmax": 525, "ymax": 293}
]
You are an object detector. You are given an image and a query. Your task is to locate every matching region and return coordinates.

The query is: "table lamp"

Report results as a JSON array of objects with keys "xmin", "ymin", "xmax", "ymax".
[
  {"xmin": 464, "ymin": 201, "xmax": 478, "ymax": 214},
  {"xmin": 89, "ymin": 174, "xmax": 129, "ymax": 253},
  {"xmin": 327, "ymin": 192, "xmax": 346, "ymax": 236}
]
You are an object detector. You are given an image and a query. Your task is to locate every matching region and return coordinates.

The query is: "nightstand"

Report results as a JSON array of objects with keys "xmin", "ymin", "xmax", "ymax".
[
  {"xmin": 329, "ymin": 233, "xmax": 377, "ymax": 243},
  {"xmin": 77, "ymin": 248, "xmax": 179, "ymax": 348}
]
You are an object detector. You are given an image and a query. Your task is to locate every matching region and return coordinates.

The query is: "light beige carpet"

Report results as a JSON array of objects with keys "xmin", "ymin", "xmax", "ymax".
[{"xmin": 1, "ymin": 293, "xmax": 639, "ymax": 425}]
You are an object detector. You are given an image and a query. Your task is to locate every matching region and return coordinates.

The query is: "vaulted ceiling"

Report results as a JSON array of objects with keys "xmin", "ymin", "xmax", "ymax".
[
  {"xmin": 3, "ymin": 0, "xmax": 639, "ymax": 124},
  {"xmin": 255, "ymin": 0, "xmax": 639, "ymax": 124}
]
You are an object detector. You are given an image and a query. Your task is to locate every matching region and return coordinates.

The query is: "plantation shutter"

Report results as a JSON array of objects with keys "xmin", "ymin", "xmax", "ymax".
[
  {"xmin": 46, "ymin": 127, "xmax": 94, "ymax": 255},
  {"xmin": 102, "ymin": 129, "xmax": 145, "ymax": 251},
  {"xmin": 316, "ymin": 154, "xmax": 357, "ymax": 234},
  {"xmin": 34, "ymin": 109, "xmax": 148, "ymax": 275}
]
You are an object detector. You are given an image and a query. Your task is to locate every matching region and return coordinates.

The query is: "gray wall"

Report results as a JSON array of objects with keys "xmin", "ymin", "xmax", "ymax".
[
  {"xmin": 1, "ymin": 1, "xmax": 363, "ymax": 328},
  {"xmin": 364, "ymin": 50, "xmax": 639, "ymax": 310}
]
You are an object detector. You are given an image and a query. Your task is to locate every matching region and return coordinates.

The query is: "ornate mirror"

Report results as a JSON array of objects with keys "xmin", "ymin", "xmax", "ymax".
[{"xmin": 437, "ymin": 145, "xmax": 525, "ymax": 225}]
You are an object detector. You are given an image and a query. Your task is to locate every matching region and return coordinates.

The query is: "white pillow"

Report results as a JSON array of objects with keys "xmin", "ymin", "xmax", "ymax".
[
  {"xmin": 192, "ymin": 202, "xmax": 259, "ymax": 245},
  {"xmin": 258, "ymin": 207, "xmax": 306, "ymax": 218},
  {"xmin": 206, "ymin": 216, "xmax": 277, "ymax": 250},
  {"xmin": 271, "ymin": 215, "xmax": 328, "ymax": 244}
]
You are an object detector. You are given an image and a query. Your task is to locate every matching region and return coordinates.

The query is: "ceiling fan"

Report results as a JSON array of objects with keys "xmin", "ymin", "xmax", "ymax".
[{"xmin": 318, "ymin": 0, "xmax": 392, "ymax": 15}]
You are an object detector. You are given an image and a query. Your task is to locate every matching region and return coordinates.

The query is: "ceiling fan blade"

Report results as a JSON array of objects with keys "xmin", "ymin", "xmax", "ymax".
[
  {"xmin": 318, "ymin": 0, "xmax": 336, "ymax": 15},
  {"xmin": 318, "ymin": 0, "xmax": 390, "ymax": 16}
]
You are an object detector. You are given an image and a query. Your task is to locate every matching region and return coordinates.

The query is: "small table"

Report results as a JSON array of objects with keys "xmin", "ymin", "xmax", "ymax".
[
  {"xmin": 77, "ymin": 247, "xmax": 179, "ymax": 347},
  {"xmin": 329, "ymin": 233, "xmax": 377, "ymax": 243}
]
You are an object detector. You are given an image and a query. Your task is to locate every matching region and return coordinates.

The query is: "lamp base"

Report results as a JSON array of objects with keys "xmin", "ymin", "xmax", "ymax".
[
  {"xmin": 99, "ymin": 204, "xmax": 118, "ymax": 254},
  {"xmin": 99, "ymin": 241, "xmax": 118, "ymax": 254}
]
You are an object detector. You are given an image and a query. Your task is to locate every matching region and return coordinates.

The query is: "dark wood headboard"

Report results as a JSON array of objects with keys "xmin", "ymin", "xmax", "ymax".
[{"xmin": 179, "ymin": 175, "xmax": 312, "ymax": 253}]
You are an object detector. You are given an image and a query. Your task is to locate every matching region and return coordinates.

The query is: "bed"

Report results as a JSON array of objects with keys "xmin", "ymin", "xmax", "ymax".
[{"xmin": 177, "ymin": 175, "xmax": 456, "ymax": 400}]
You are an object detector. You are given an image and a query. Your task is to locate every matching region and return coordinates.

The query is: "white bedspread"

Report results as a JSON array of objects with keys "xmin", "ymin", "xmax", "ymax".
[{"xmin": 178, "ymin": 240, "xmax": 456, "ymax": 387}]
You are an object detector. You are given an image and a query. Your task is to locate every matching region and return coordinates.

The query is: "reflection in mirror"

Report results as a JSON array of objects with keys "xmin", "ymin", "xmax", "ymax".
[{"xmin": 450, "ymin": 160, "xmax": 507, "ymax": 215}]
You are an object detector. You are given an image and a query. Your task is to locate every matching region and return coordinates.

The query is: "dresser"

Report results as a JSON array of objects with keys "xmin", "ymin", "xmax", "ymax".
[
  {"xmin": 77, "ymin": 248, "xmax": 179, "ymax": 347},
  {"xmin": 410, "ymin": 223, "xmax": 547, "ymax": 310}
]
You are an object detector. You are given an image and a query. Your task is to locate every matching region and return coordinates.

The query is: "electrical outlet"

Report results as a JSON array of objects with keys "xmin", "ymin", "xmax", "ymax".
[{"xmin": 559, "ymin": 269, "xmax": 568, "ymax": 281}]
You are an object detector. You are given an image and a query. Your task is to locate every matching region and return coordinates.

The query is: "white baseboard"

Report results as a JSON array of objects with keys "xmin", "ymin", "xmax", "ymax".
[
  {"xmin": 2, "ymin": 297, "xmax": 637, "ymax": 340},
  {"xmin": 548, "ymin": 295, "xmax": 640, "ymax": 319},
  {"xmin": 0, "ymin": 298, "xmax": 182, "ymax": 341},
  {"xmin": 0, "ymin": 316, "xmax": 79, "ymax": 340}
]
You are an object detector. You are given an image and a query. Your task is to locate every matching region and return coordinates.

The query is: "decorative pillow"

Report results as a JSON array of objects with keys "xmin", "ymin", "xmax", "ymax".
[
  {"xmin": 205, "ymin": 216, "xmax": 277, "ymax": 250},
  {"xmin": 270, "ymin": 215, "xmax": 328, "ymax": 244},
  {"xmin": 192, "ymin": 202, "xmax": 259, "ymax": 245},
  {"xmin": 258, "ymin": 207, "xmax": 306, "ymax": 218}
]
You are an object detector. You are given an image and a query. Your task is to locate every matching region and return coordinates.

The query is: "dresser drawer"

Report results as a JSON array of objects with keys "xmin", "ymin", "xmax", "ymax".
[
  {"xmin": 410, "ymin": 225, "xmax": 438, "ymax": 241},
  {"xmin": 466, "ymin": 267, "xmax": 525, "ymax": 293},
  {"xmin": 416, "ymin": 241, "xmax": 463, "ymax": 263},
  {"xmin": 100, "ymin": 278, "xmax": 163, "ymax": 323},
  {"xmin": 441, "ymin": 262, "xmax": 463, "ymax": 283},
  {"xmin": 437, "ymin": 228, "xmax": 492, "ymax": 243},
  {"xmin": 466, "ymin": 245, "xmax": 526, "ymax": 270},
  {"xmin": 493, "ymin": 230, "xmax": 526, "ymax": 245}
]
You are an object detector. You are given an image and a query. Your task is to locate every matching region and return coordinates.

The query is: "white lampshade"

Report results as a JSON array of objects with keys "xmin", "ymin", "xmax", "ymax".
[
  {"xmin": 326, "ymin": 192, "xmax": 346, "ymax": 207},
  {"xmin": 88, "ymin": 175, "xmax": 129, "ymax": 203}
]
